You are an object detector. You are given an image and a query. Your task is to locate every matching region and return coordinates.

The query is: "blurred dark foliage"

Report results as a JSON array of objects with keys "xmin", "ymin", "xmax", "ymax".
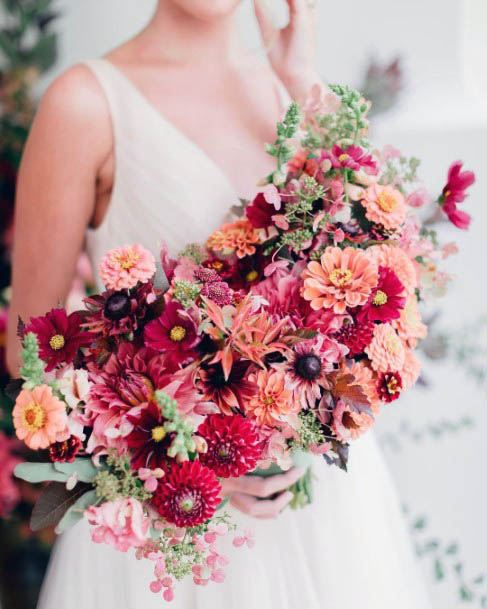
[
  {"xmin": 0, "ymin": 1, "xmax": 59, "ymax": 608},
  {"xmin": 360, "ymin": 56, "xmax": 403, "ymax": 117}
]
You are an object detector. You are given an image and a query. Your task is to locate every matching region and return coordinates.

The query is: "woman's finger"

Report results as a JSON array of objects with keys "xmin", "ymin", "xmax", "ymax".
[
  {"xmin": 227, "ymin": 467, "xmax": 305, "ymax": 499},
  {"xmin": 253, "ymin": 0, "xmax": 277, "ymax": 47},
  {"xmin": 231, "ymin": 491, "xmax": 294, "ymax": 519}
]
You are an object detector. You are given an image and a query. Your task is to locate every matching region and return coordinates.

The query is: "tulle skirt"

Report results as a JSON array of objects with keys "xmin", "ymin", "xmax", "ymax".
[{"xmin": 37, "ymin": 433, "xmax": 431, "ymax": 609}]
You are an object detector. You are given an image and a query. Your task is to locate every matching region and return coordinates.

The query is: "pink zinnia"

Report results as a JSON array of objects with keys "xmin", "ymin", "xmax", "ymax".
[
  {"xmin": 302, "ymin": 246, "xmax": 378, "ymax": 314},
  {"xmin": 361, "ymin": 184, "xmax": 407, "ymax": 229},
  {"xmin": 440, "ymin": 161, "xmax": 475, "ymax": 230},
  {"xmin": 99, "ymin": 244, "xmax": 156, "ymax": 290}
]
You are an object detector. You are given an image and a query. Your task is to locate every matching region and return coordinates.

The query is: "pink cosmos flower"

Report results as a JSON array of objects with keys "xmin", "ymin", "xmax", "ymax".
[
  {"xmin": 322, "ymin": 145, "xmax": 378, "ymax": 175},
  {"xmin": 357, "ymin": 266, "xmax": 406, "ymax": 323},
  {"xmin": 361, "ymin": 184, "xmax": 407, "ymax": 229},
  {"xmin": 302, "ymin": 246, "xmax": 378, "ymax": 314},
  {"xmin": 440, "ymin": 161, "xmax": 475, "ymax": 230},
  {"xmin": 86, "ymin": 497, "xmax": 149, "ymax": 552}
]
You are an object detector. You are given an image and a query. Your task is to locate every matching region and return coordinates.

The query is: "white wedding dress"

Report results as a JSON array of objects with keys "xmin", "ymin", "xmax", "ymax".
[{"xmin": 37, "ymin": 59, "xmax": 432, "ymax": 609}]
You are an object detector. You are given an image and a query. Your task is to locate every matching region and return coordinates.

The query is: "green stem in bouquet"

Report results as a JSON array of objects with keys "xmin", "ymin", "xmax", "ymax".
[
  {"xmin": 19, "ymin": 332, "xmax": 46, "ymax": 389},
  {"xmin": 266, "ymin": 102, "xmax": 301, "ymax": 178}
]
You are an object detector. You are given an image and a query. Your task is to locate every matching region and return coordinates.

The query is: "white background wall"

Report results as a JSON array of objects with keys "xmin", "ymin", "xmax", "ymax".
[{"xmin": 49, "ymin": 1, "xmax": 487, "ymax": 607}]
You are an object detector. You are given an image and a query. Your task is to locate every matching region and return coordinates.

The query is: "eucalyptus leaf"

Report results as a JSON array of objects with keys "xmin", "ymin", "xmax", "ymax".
[
  {"xmin": 55, "ymin": 490, "xmax": 97, "ymax": 534},
  {"xmin": 15, "ymin": 462, "xmax": 70, "ymax": 484},
  {"xmin": 31, "ymin": 482, "xmax": 91, "ymax": 532},
  {"xmin": 53, "ymin": 458, "xmax": 100, "ymax": 483}
]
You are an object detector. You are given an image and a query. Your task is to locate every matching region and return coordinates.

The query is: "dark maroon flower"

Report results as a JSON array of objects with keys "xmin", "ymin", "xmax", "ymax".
[
  {"xmin": 144, "ymin": 302, "xmax": 199, "ymax": 368},
  {"xmin": 440, "ymin": 161, "xmax": 475, "ymax": 230},
  {"xmin": 194, "ymin": 267, "xmax": 220, "ymax": 283},
  {"xmin": 151, "ymin": 460, "xmax": 221, "ymax": 527},
  {"xmin": 201, "ymin": 281, "xmax": 233, "ymax": 306},
  {"xmin": 197, "ymin": 414, "xmax": 262, "ymax": 478},
  {"xmin": 246, "ymin": 192, "xmax": 275, "ymax": 228},
  {"xmin": 126, "ymin": 401, "xmax": 170, "ymax": 470},
  {"xmin": 26, "ymin": 308, "xmax": 92, "ymax": 371},
  {"xmin": 49, "ymin": 436, "xmax": 82, "ymax": 463},
  {"xmin": 357, "ymin": 266, "xmax": 406, "ymax": 323},
  {"xmin": 377, "ymin": 371, "xmax": 403, "ymax": 403},
  {"xmin": 333, "ymin": 319, "xmax": 374, "ymax": 357}
]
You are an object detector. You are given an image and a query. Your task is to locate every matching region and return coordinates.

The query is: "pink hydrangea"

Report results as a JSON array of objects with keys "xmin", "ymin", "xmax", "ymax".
[
  {"xmin": 99, "ymin": 244, "xmax": 156, "ymax": 290},
  {"xmin": 86, "ymin": 497, "xmax": 149, "ymax": 552}
]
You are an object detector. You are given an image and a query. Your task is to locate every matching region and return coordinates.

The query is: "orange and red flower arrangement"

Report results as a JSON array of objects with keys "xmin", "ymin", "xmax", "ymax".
[{"xmin": 12, "ymin": 84, "xmax": 475, "ymax": 602}]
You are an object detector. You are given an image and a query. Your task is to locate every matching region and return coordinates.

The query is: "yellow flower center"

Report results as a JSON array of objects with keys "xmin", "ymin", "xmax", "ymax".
[
  {"xmin": 338, "ymin": 153, "xmax": 350, "ymax": 163},
  {"xmin": 329, "ymin": 268, "xmax": 353, "ymax": 287},
  {"xmin": 246, "ymin": 270, "xmax": 258, "ymax": 283},
  {"xmin": 209, "ymin": 260, "xmax": 224, "ymax": 272},
  {"xmin": 444, "ymin": 190, "xmax": 451, "ymax": 198},
  {"xmin": 263, "ymin": 396, "xmax": 275, "ymax": 407},
  {"xmin": 169, "ymin": 325, "xmax": 187, "ymax": 342},
  {"xmin": 385, "ymin": 332, "xmax": 402, "ymax": 355},
  {"xmin": 387, "ymin": 378, "xmax": 400, "ymax": 394},
  {"xmin": 116, "ymin": 250, "xmax": 140, "ymax": 271},
  {"xmin": 22, "ymin": 402, "xmax": 46, "ymax": 431},
  {"xmin": 373, "ymin": 290, "xmax": 388, "ymax": 306},
  {"xmin": 377, "ymin": 191, "xmax": 397, "ymax": 213},
  {"xmin": 49, "ymin": 334, "xmax": 65, "ymax": 351},
  {"xmin": 151, "ymin": 426, "xmax": 166, "ymax": 442}
]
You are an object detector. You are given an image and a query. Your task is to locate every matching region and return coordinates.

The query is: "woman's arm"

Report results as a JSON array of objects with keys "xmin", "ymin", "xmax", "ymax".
[{"xmin": 6, "ymin": 65, "xmax": 111, "ymax": 375}]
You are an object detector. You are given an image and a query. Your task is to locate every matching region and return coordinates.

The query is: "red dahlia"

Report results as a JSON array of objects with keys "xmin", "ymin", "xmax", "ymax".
[
  {"xmin": 49, "ymin": 435, "xmax": 82, "ymax": 463},
  {"xmin": 377, "ymin": 371, "xmax": 403, "ymax": 403},
  {"xmin": 152, "ymin": 460, "xmax": 221, "ymax": 528},
  {"xmin": 333, "ymin": 319, "xmax": 374, "ymax": 357},
  {"xmin": 26, "ymin": 308, "xmax": 92, "ymax": 371},
  {"xmin": 357, "ymin": 266, "xmax": 406, "ymax": 323},
  {"xmin": 197, "ymin": 414, "xmax": 262, "ymax": 478}
]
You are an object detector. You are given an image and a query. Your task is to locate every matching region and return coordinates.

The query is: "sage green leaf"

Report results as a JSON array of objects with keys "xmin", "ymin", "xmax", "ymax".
[
  {"xmin": 55, "ymin": 490, "xmax": 97, "ymax": 534},
  {"xmin": 31, "ymin": 482, "xmax": 91, "ymax": 532},
  {"xmin": 53, "ymin": 458, "xmax": 99, "ymax": 483},
  {"xmin": 15, "ymin": 462, "xmax": 69, "ymax": 484}
]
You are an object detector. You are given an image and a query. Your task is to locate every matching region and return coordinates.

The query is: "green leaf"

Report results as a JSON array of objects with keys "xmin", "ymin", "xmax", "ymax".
[
  {"xmin": 53, "ymin": 458, "xmax": 99, "ymax": 483},
  {"xmin": 459, "ymin": 585, "xmax": 474, "ymax": 602},
  {"xmin": 434, "ymin": 558, "xmax": 445, "ymax": 581},
  {"xmin": 31, "ymin": 482, "xmax": 91, "ymax": 531},
  {"xmin": 24, "ymin": 32, "xmax": 57, "ymax": 72},
  {"xmin": 15, "ymin": 462, "xmax": 70, "ymax": 484},
  {"xmin": 55, "ymin": 489, "xmax": 97, "ymax": 534}
]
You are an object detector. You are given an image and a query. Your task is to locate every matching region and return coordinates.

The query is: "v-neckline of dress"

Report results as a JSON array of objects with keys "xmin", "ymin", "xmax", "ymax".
[{"xmin": 99, "ymin": 58, "xmax": 243, "ymax": 199}]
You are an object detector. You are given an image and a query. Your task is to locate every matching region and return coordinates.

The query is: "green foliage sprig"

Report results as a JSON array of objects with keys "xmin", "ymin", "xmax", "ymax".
[
  {"xmin": 19, "ymin": 331, "xmax": 45, "ymax": 389},
  {"xmin": 266, "ymin": 101, "xmax": 301, "ymax": 178}
]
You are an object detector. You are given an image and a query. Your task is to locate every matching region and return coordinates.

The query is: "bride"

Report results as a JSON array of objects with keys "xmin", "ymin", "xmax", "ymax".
[{"xmin": 7, "ymin": 1, "xmax": 432, "ymax": 607}]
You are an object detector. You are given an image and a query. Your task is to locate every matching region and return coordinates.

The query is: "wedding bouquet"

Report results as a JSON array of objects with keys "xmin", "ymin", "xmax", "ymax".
[{"xmin": 12, "ymin": 84, "xmax": 474, "ymax": 602}]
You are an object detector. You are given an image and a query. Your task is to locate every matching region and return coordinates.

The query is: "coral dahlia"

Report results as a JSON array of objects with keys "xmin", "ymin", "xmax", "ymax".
[
  {"xmin": 152, "ymin": 460, "xmax": 221, "ymax": 528},
  {"xmin": 365, "ymin": 324, "xmax": 405, "ymax": 373},
  {"xmin": 197, "ymin": 414, "xmax": 262, "ymax": 478},
  {"xmin": 245, "ymin": 370, "xmax": 295, "ymax": 427}
]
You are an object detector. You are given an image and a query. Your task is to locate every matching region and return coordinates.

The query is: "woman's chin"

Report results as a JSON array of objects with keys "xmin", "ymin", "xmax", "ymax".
[{"xmin": 173, "ymin": 0, "xmax": 242, "ymax": 20}]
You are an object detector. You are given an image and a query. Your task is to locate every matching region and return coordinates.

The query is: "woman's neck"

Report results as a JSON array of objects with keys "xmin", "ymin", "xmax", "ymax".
[{"xmin": 138, "ymin": 1, "xmax": 245, "ymax": 66}]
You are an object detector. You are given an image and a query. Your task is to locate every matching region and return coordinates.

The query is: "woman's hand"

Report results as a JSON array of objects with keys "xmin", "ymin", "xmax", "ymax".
[
  {"xmin": 220, "ymin": 467, "xmax": 305, "ymax": 519},
  {"xmin": 254, "ymin": 0, "xmax": 321, "ymax": 102}
]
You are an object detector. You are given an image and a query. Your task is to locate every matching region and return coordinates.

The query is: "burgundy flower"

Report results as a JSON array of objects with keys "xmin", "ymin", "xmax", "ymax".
[
  {"xmin": 201, "ymin": 281, "xmax": 233, "ymax": 306},
  {"xmin": 193, "ymin": 267, "xmax": 220, "ymax": 283},
  {"xmin": 49, "ymin": 436, "xmax": 82, "ymax": 463},
  {"xmin": 196, "ymin": 360, "xmax": 256, "ymax": 416},
  {"xmin": 322, "ymin": 144, "xmax": 378, "ymax": 175},
  {"xmin": 197, "ymin": 414, "xmax": 262, "ymax": 478},
  {"xmin": 333, "ymin": 319, "xmax": 374, "ymax": 357},
  {"xmin": 126, "ymin": 401, "xmax": 170, "ymax": 470},
  {"xmin": 151, "ymin": 460, "xmax": 221, "ymax": 528},
  {"xmin": 26, "ymin": 308, "xmax": 92, "ymax": 371},
  {"xmin": 440, "ymin": 161, "xmax": 475, "ymax": 230},
  {"xmin": 144, "ymin": 302, "xmax": 199, "ymax": 368},
  {"xmin": 246, "ymin": 192, "xmax": 275, "ymax": 228},
  {"xmin": 357, "ymin": 266, "xmax": 406, "ymax": 323},
  {"xmin": 203, "ymin": 257, "xmax": 236, "ymax": 282},
  {"xmin": 377, "ymin": 371, "xmax": 403, "ymax": 403},
  {"xmin": 83, "ymin": 283, "xmax": 153, "ymax": 340}
]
